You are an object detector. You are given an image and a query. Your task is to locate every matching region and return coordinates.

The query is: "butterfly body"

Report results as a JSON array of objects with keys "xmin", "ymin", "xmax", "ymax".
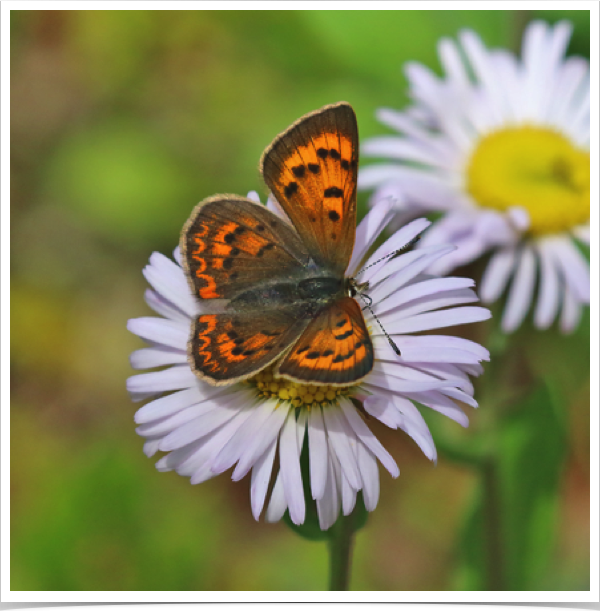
[{"xmin": 181, "ymin": 103, "xmax": 374, "ymax": 387}]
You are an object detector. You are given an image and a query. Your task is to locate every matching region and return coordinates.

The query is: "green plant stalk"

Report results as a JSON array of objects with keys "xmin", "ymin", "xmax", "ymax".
[{"xmin": 328, "ymin": 511, "xmax": 356, "ymax": 590}]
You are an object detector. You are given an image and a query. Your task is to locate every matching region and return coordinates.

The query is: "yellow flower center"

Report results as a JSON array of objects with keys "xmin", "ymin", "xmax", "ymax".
[
  {"xmin": 465, "ymin": 126, "xmax": 589, "ymax": 235},
  {"xmin": 248, "ymin": 366, "xmax": 351, "ymax": 408}
]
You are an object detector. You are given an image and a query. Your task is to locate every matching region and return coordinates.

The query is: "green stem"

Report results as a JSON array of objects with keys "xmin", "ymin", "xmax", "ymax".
[
  {"xmin": 482, "ymin": 455, "xmax": 505, "ymax": 590},
  {"xmin": 328, "ymin": 511, "xmax": 356, "ymax": 590}
]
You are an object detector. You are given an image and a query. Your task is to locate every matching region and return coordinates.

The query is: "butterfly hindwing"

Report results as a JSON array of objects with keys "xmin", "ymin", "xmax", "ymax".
[
  {"xmin": 260, "ymin": 102, "xmax": 359, "ymax": 276},
  {"xmin": 189, "ymin": 306, "xmax": 312, "ymax": 386},
  {"xmin": 180, "ymin": 195, "xmax": 311, "ymax": 301},
  {"xmin": 276, "ymin": 296, "xmax": 374, "ymax": 386}
]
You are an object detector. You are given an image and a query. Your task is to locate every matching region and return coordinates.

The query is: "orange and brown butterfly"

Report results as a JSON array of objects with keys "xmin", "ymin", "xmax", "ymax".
[{"xmin": 180, "ymin": 102, "xmax": 374, "ymax": 387}]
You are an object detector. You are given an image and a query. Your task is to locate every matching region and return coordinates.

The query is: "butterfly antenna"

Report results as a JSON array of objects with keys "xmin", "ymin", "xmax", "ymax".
[
  {"xmin": 356, "ymin": 234, "xmax": 421, "ymax": 276},
  {"xmin": 357, "ymin": 293, "xmax": 401, "ymax": 356},
  {"xmin": 352, "ymin": 233, "xmax": 423, "ymax": 357}
]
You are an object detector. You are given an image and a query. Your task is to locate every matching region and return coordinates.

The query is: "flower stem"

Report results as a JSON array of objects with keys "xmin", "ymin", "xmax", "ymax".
[
  {"xmin": 328, "ymin": 512, "xmax": 356, "ymax": 590},
  {"xmin": 482, "ymin": 455, "xmax": 505, "ymax": 590}
]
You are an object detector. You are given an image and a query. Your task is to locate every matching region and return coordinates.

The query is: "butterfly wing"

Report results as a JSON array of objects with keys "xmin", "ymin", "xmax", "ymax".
[
  {"xmin": 180, "ymin": 195, "xmax": 311, "ymax": 301},
  {"xmin": 189, "ymin": 306, "xmax": 312, "ymax": 386},
  {"xmin": 276, "ymin": 296, "xmax": 374, "ymax": 386},
  {"xmin": 260, "ymin": 102, "xmax": 359, "ymax": 276}
]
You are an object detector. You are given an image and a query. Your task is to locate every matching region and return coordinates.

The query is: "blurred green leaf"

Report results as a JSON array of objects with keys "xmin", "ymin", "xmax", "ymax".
[
  {"xmin": 44, "ymin": 119, "xmax": 196, "ymax": 249},
  {"xmin": 456, "ymin": 383, "xmax": 567, "ymax": 590}
]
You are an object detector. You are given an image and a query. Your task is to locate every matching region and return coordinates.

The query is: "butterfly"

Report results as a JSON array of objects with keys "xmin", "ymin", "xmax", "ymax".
[{"xmin": 180, "ymin": 102, "xmax": 375, "ymax": 387}]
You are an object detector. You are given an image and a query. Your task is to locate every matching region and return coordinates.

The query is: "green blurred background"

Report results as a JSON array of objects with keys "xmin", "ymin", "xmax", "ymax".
[{"xmin": 10, "ymin": 9, "xmax": 590, "ymax": 591}]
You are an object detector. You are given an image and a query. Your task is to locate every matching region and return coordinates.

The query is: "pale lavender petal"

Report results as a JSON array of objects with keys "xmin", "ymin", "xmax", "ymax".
[
  {"xmin": 356, "ymin": 443, "xmax": 380, "ymax": 511},
  {"xmin": 347, "ymin": 198, "xmax": 395, "ymax": 275},
  {"xmin": 265, "ymin": 472, "xmax": 287, "ymax": 523},
  {"xmin": 379, "ymin": 290, "xmax": 479, "ymax": 324},
  {"xmin": 144, "ymin": 289, "xmax": 189, "ymax": 323},
  {"xmin": 550, "ymin": 237, "xmax": 590, "ymax": 302},
  {"xmin": 279, "ymin": 413, "xmax": 305, "ymax": 525},
  {"xmin": 362, "ymin": 395, "xmax": 401, "ymax": 429},
  {"xmin": 480, "ymin": 248, "xmax": 518, "ymax": 303},
  {"xmin": 380, "ymin": 306, "xmax": 491, "ymax": 335},
  {"xmin": 134, "ymin": 388, "xmax": 199, "ymax": 425},
  {"xmin": 308, "ymin": 407, "xmax": 329, "ymax": 500},
  {"xmin": 316, "ymin": 450, "xmax": 340, "ymax": 530},
  {"xmin": 136, "ymin": 400, "xmax": 223, "ymax": 437},
  {"xmin": 501, "ymin": 247, "xmax": 536, "ymax": 333},
  {"xmin": 405, "ymin": 390, "xmax": 469, "ymax": 427},
  {"xmin": 127, "ymin": 317, "xmax": 189, "ymax": 351},
  {"xmin": 380, "ymin": 334, "xmax": 490, "ymax": 363},
  {"xmin": 340, "ymin": 464, "xmax": 357, "ymax": 516},
  {"xmin": 560, "ymin": 284, "xmax": 582, "ymax": 333},
  {"xmin": 127, "ymin": 366, "xmax": 198, "ymax": 395},
  {"xmin": 322, "ymin": 407, "xmax": 362, "ymax": 490},
  {"xmin": 357, "ymin": 217, "xmax": 431, "ymax": 281},
  {"xmin": 339, "ymin": 397, "xmax": 399, "ymax": 478},
  {"xmin": 534, "ymin": 241, "xmax": 561, "ymax": 329},
  {"xmin": 362, "ymin": 136, "xmax": 444, "ymax": 165},
  {"xmin": 573, "ymin": 224, "xmax": 590, "ymax": 244},
  {"xmin": 367, "ymin": 245, "xmax": 454, "ymax": 293},
  {"xmin": 143, "ymin": 438, "xmax": 162, "ymax": 458},
  {"xmin": 212, "ymin": 399, "xmax": 278, "ymax": 474},
  {"xmin": 130, "ymin": 347, "xmax": 187, "ymax": 369},
  {"xmin": 159, "ymin": 391, "xmax": 252, "ymax": 452},
  {"xmin": 250, "ymin": 438, "xmax": 277, "ymax": 521},
  {"xmin": 375, "ymin": 276, "xmax": 475, "ymax": 317},
  {"xmin": 232, "ymin": 403, "xmax": 289, "ymax": 481}
]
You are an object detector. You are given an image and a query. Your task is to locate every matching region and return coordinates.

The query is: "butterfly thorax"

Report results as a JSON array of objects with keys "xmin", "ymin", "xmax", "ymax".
[{"xmin": 227, "ymin": 276, "xmax": 344, "ymax": 315}]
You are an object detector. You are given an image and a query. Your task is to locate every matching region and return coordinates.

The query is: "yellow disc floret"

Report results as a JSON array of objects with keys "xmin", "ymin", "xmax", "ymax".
[
  {"xmin": 466, "ymin": 126, "xmax": 590, "ymax": 235},
  {"xmin": 248, "ymin": 365, "xmax": 353, "ymax": 408}
]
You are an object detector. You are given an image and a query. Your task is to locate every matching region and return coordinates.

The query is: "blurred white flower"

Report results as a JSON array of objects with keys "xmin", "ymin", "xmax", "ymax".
[{"xmin": 360, "ymin": 21, "xmax": 590, "ymax": 333}]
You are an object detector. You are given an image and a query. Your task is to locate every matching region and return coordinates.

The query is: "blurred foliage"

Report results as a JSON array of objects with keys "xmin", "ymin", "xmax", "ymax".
[{"xmin": 10, "ymin": 9, "xmax": 590, "ymax": 591}]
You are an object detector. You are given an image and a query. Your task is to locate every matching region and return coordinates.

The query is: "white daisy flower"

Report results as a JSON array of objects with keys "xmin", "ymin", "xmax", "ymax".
[
  {"xmin": 359, "ymin": 20, "xmax": 590, "ymax": 333},
  {"xmin": 127, "ymin": 194, "xmax": 490, "ymax": 530}
]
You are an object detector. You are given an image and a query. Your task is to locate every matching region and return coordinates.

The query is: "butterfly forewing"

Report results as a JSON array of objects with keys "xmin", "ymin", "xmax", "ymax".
[
  {"xmin": 181, "ymin": 195, "xmax": 310, "ymax": 301},
  {"xmin": 260, "ymin": 102, "xmax": 359, "ymax": 276},
  {"xmin": 276, "ymin": 297, "xmax": 374, "ymax": 386}
]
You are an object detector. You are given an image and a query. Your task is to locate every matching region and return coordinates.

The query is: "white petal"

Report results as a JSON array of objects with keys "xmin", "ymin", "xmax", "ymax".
[
  {"xmin": 356, "ymin": 443, "xmax": 380, "ymax": 511},
  {"xmin": 405, "ymin": 389, "xmax": 469, "ymax": 427},
  {"xmin": 127, "ymin": 317, "xmax": 189, "ymax": 351},
  {"xmin": 308, "ymin": 408, "xmax": 329, "ymax": 500},
  {"xmin": 212, "ymin": 399, "xmax": 278, "ymax": 474},
  {"xmin": 550, "ymin": 237, "xmax": 590, "ymax": 303},
  {"xmin": 382, "ymin": 306, "xmax": 491, "ymax": 335},
  {"xmin": 357, "ymin": 217, "xmax": 431, "ymax": 281},
  {"xmin": 134, "ymin": 386, "xmax": 205, "ymax": 424},
  {"xmin": 265, "ymin": 472, "xmax": 287, "ymax": 523},
  {"xmin": 347, "ymin": 197, "xmax": 395, "ymax": 275},
  {"xmin": 279, "ymin": 413, "xmax": 305, "ymax": 525},
  {"xmin": 316, "ymin": 450, "xmax": 341, "ymax": 530},
  {"xmin": 159, "ymin": 392, "xmax": 251, "ymax": 452},
  {"xmin": 322, "ymin": 407, "xmax": 362, "ymax": 490},
  {"xmin": 129, "ymin": 347, "xmax": 187, "ymax": 369},
  {"xmin": 534, "ymin": 241, "xmax": 561, "ymax": 329},
  {"xmin": 232, "ymin": 402, "xmax": 289, "ymax": 481},
  {"xmin": 480, "ymin": 247, "xmax": 518, "ymax": 303},
  {"xmin": 560, "ymin": 284, "xmax": 582, "ymax": 333},
  {"xmin": 250, "ymin": 438, "xmax": 278, "ymax": 521},
  {"xmin": 144, "ymin": 289, "xmax": 189, "ymax": 323},
  {"xmin": 362, "ymin": 394, "xmax": 401, "ymax": 429},
  {"xmin": 501, "ymin": 247, "xmax": 537, "ymax": 333},
  {"xmin": 380, "ymin": 334, "xmax": 490, "ymax": 363},
  {"xmin": 339, "ymin": 397, "xmax": 399, "ymax": 478},
  {"xmin": 127, "ymin": 365, "xmax": 198, "ymax": 395}
]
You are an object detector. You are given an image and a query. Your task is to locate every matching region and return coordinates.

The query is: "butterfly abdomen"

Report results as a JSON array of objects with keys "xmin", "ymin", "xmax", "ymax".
[{"xmin": 227, "ymin": 276, "xmax": 343, "ymax": 312}]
